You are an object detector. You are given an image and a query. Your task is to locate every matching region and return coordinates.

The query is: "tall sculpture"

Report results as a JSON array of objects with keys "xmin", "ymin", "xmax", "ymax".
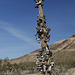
[{"xmin": 34, "ymin": 0, "xmax": 54, "ymax": 75}]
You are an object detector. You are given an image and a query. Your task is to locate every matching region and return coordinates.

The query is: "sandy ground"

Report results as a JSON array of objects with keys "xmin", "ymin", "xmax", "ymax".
[
  {"xmin": 65, "ymin": 68, "xmax": 75, "ymax": 75},
  {"xmin": 25, "ymin": 68, "xmax": 75, "ymax": 75}
]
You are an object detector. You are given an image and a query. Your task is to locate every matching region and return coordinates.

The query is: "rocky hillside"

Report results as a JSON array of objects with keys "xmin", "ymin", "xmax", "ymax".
[
  {"xmin": 10, "ymin": 34, "xmax": 75, "ymax": 65},
  {"xmin": 50, "ymin": 34, "xmax": 75, "ymax": 65}
]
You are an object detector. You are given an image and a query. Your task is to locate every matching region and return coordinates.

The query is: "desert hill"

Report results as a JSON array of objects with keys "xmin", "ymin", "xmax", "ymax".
[{"xmin": 10, "ymin": 34, "xmax": 75, "ymax": 65}]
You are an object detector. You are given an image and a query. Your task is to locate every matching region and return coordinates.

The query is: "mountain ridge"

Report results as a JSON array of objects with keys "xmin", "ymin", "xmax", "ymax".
[{"xmin": 10, "ymin": 34, "xmax": 75, "ymax": 64}]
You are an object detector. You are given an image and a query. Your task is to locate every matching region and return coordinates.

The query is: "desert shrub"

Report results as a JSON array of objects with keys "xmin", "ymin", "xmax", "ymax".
[
  {"xmin": 4, "ymin": 57, "xmax": 9, "ymax": 63},
  {"xmin": 69, "ymin": 61, "xmax": 75, "ymax": 68},
  {"xmin": 1, "ymin": 64, "xmax": 7, "ymax": 72},
  {"xmin": 55, "ymin": 59, "xmax": 75, "ymax": 69},
  {"xmin": 0, "ymin": 58, "xmax": 37, "ymax": 74},
  {"xmin": 18, "ymin": 62, "xmax": 36, "ymax": 73}
]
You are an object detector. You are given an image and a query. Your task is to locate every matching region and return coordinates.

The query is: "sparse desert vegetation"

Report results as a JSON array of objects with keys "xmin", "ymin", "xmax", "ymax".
[
  {"xmin": 0, "ymin": 35, "xmax": 75, "ymax": 75},
  {"xmin": 0, "ymin": 57, "xmax": 75, "ymax": 75},
  {"xmin": 0, "ymin": 58, "xmax": 37, "ymax": 75}
]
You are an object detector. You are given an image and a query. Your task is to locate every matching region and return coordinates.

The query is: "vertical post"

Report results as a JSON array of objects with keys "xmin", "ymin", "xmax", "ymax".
[
  {"xmin": 38, "ymin": 1, "xmax": 47, "ymax": 48},
  {"xmin": 34, "ymin": 0, "xmax": 53, "ymax": 75}
]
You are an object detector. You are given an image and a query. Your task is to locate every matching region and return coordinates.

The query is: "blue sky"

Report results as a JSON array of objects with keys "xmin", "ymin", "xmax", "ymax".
[{"xmin": 0, "ymin": 0, "xmax": 75, "ymax": 59}]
